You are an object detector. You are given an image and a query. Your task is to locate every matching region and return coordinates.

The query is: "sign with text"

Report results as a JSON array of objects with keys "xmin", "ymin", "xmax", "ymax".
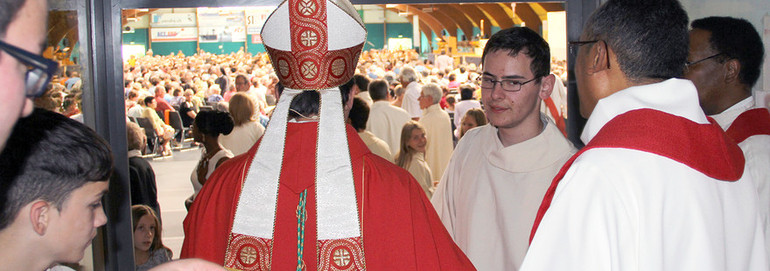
[
  {"xmin": 245, "ymin": 7, "xmax": 274, "ymax": 35},
  {"xmin": 150, "ymin": 13, "xmax": 196, "ymax": 27},
  {"xmin": 199, "ymin": 26, "xmax": 246, "ymax": 43},
  {"xmin": 151, "ymin": 27, "xmax": 198, "ymax": 42}
]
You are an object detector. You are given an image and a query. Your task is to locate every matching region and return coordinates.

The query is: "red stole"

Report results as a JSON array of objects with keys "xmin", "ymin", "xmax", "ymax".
[
  {"xmin": 529, "ymin": 109, "xmax": 745, "ymax": 243},
  {"xmin": 725, "ymin": 108, "xmax": 770, "ymax": 143},
  {"xmin": 544, "ymin": 97, "xmax": 567, "ymax": 137}
]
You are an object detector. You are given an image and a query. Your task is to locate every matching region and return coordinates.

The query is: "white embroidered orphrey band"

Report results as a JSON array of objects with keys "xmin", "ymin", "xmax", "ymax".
[
  {"xmin": 230, "ymin": 88, "xmax": 361, "ymax": 241},
  {"xmin": 231, "ymin": 89, "xmax": 298, "ymax": 238},
  {"xmin": 317, "ymin": 89, "xmax": 361, "ymax": 240}
]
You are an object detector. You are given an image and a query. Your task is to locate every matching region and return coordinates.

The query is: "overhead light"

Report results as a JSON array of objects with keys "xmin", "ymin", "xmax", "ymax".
[
  {"xmin": 127, "ymin": 17, "xmax": 139, "ymax": 22},
  {"xmin": 398, "ymin": 12, "xmax": 411, "ymax": 16},
  {"xmin": 137, "ymin": 8, "xmax": 149, "ymax": 12},
  {"xmin": 385, "ymin": 4, "xmax": 397, "ymax": 8}
]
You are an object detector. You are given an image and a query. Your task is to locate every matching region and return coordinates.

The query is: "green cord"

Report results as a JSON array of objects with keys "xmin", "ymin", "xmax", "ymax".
[{"xmin": 296, "ymin": 189, "xmax": 308, "ymax": 271}]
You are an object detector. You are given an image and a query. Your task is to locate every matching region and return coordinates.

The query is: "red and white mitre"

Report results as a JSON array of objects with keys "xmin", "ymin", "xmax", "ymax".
[{"xmin": 224, "ymin": 0, "xmax": 366, "ymax": 270}]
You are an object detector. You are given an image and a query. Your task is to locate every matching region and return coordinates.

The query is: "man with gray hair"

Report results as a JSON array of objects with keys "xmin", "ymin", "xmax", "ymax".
[
  {"xmin": 418, "ymin": 83, "xmax": 453, "ymax": 185},
  {"xmin": 399, "ymin": 66, "xmax": 423, "ymax": 120},
  {"xmin": 523, "ymin": 0, "xmax": 767, "ymax": 269}
]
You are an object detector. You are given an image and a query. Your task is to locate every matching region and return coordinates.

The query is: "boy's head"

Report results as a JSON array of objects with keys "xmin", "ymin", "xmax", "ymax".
[{"xmin": 0, "ymin": 109, "xmax": 113, "ymax": 265}]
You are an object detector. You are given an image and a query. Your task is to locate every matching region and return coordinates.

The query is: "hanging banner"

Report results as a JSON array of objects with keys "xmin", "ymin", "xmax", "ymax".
[
  {"xmin": 197, "ymin": 8, "xmax": 246, "ymax": 43},
  {"xmin": 150, "ymin": 13, "xmax": 196, "ymax": 27},
  {"xmin": 151, "ymin": 27, "xmax": 198, "ymax": 42},
  {"xmin": 198, "ymin": 26, "xmax": 246, "ymax": 43},
  {"xmin": 245, "ymin": 7, "xmax": 274, "ymax": 35}
]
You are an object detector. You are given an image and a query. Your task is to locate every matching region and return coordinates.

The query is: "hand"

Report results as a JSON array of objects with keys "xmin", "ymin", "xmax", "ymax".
[{"xmin": 148, "ymin": 259, "xmax": 226, "ymax": 271}]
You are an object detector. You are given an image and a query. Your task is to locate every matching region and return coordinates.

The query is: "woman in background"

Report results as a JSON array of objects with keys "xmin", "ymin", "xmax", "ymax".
[
  {"xmin": 187, "ymin": 110, "xmax": 234, "ymax": 209},
  {"xmin": 132, "ymin": 205, "xmax": 171, "ymax": 271},
  {"xmin": 219, "ymin": 93, "xmax": 265, "ymax": 156},
  {"xmin": 459, "ymin": 108, "xmax": 487, "ymax": 139},
  {"xmin": 394, "ymin": 121, "xmax": 433, "ymax": 197}
]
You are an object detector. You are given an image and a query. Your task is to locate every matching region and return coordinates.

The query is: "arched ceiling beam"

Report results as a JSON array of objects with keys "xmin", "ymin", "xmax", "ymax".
[
  {"xmin": 400, "ymin": 5, "xmax": 457, "ymax": 39},
  {"xmin": 510, "ymin": 3, "xmax": 542, "ymax": 32},
  {"xmin": 412, "ymin": 5, "xmax": 465, "ymax": 39},
  {"xmin": 430, "ymin": 5, "xmax": 475, "ymax": 40},
  {"xmin": 538, "ymin": 3, "xmax": 566, "ymax": 12},
  {"xmin": 529, "ymin": 3, "xmax": 549, "ymax": 21},
  {"xmin": 476, "ymin": 3, "xmax": 515, "ymax": 30},
  {"xmin": 381, "ymin": 5, "xmax": 445, "ymax": 42},
  {"xmin": 449, "ymin": 4, "xmax": 491, "ymax": 38},
  {"xmin": 498, "ymin": 3, "xmax": 524, "ymax": 25}
]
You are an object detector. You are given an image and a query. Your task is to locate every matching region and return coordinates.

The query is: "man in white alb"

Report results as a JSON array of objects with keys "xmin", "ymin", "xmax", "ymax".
[
  {"xmin": 367, "ymin": 79, "xmax": 412, "ymax": 156},
  {"xmin": 522, "ymin": 1, "xmax": 768, "ymax": 270},
  {"xmin": 683, "ymin": 16, "xmax": 770, "ymax": 255},
  {"xmin": 418, "ymin": 83, "xmax": 454, "ymax": 184},
  {"xmin": 431, "ymin": 27, "xmax": 575, "ymax": 270},
  {"xmin": 399, "ymin": 66, "xmax": 423, "ymax": 120}
]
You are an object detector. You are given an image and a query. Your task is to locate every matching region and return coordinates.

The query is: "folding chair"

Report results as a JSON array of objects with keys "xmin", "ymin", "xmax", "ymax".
[{"xmin": 135, "ymin": 117, "xmax": 160, "ymax": 156}]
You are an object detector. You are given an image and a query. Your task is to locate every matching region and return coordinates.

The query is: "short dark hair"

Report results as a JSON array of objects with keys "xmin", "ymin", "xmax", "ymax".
[
  {"xmin": 584, "ymin": 0, "xmax": 688, "ymax": 81},
  {"xmin": 348, "ymin": 97, "xmax": 369, "ymax": 131},
  {"xmin": 481, "ymin": 27, "xmax": 550, "ymax": 80},
  {"xmin": 353, "ymin": 74, "xmax": 371, "ymax": 93},
  {"xmin": 144, "ymin": 96, "xmax": 155, "ymax": 105},
  {"xmin": 691, "ymin": 16, "xmax": 764, "ymax": 88},
  {"xmin": 0, "ymin": 0, "xmax": 33, "ymax": 38},
  {"xmin": 460, "ymin": 85, "xmax": 475, "ymax": 100},
  {"xmin": 288, "ymin": 78, "xmax": 355, "ymax": 119},
  {"xmin": 194, "ymin": 110, "xmax": 234, "ymax": 137},
  {"xmin": 368, "ymin": 79, "xmax": 389, "ymax": 101},
  {"xmin": 0, "ymin": 109, "xmax": 113, "ymax": 231}
]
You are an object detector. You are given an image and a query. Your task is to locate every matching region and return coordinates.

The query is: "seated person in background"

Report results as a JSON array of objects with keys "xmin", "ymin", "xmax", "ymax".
[
  {"xmin": 179, "ymin": 89, "xmax": 197, "ymax": 128},
  {"xmin": 0, "ymin": 109, "xmax": 112, "ymax": 271},
  {"xmin": 348, "ymin": 97, "xmax": 392, "ymax": 161},
  {"xmin": 126, "ymin": 121, "xmax": 161, "ymax": 218},
  {"xmin": 395, "ymin": 121, "xmax": 433, "ymax": 197},
  {"xmin": 206, "ymin": 85, "xmax": 224, "ymax": 104},
  {"xmin": 187, "ymin": 110, "xmax": 234, "ymax": 209},
  {"xmin": 219, "ymin": 93, "xmax": 265, "ymax": 156},
  {"xmin": 458, "ymin": 108, "xmax": 487, "ymax": 140},
  {"xmin": 132, "ymin": 205, "xmax": 172, "ymax": 271},
  {"xmin": 141, "ymin": 97, "xmax": 174, "ymax": 156}
]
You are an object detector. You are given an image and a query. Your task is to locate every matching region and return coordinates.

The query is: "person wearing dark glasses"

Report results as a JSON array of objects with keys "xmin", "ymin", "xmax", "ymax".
[
  {"xmin": 523, "ymin": 1, "xmax": 767, "ymax": 270},
  {"xmin": 0, "ymin": 0, "xmax": 223, "ymax": 270},
  {"xmin": 684, "ymin": 16, "xmax": 770, "ymax": 252},
  {"xmin": 0, "ymin": 0, "xmax": 56, "ymax": 151}
]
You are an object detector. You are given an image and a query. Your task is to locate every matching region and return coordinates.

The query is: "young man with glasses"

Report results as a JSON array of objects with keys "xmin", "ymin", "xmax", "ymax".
[
  {"xmin": 523, "ymin": 1, "xmax": 767, "ymax": 270},
  {"xmin": 431, "ymin": 26, "xmax": 575, "ymax": 271},
  {"xmin": 683, "ymin": 16, "xmax": 770, "ymax": 253}
]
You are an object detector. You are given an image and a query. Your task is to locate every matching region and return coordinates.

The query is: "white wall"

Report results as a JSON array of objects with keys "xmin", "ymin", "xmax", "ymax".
[{"xmin": 680, "ymin": 0, "xmax": 770, "ymax": 91}]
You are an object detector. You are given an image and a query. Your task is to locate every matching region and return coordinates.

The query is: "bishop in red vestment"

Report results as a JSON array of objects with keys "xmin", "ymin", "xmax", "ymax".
[{"xmin": 181, "ymin": 122, "xmax": 474, "ymax": 270}]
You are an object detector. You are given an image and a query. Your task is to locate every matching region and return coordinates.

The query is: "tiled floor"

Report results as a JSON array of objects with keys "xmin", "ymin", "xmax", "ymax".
[{"xmin": 149, "ymin": 147, "xmax": 202, "ymax": 259}]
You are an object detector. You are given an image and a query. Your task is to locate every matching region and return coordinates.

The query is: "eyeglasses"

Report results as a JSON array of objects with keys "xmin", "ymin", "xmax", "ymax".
[
  {"xmin": 479, "ymin": 76, "xmax": 540, "ymax": 92},
  {"xmin": 685, "ymin": 52, "xmax": 724, "ymax": 68},
  {"xmin": 568, "ymin": 40, "xmax": 598, "ymax": 55},
  {"xmin": 0, "ymin": 39, "xmax": 59, "ymax": 97},
  {"xmin": 569, "ymin": 40, "xmax": 610, "ymax": 69}
]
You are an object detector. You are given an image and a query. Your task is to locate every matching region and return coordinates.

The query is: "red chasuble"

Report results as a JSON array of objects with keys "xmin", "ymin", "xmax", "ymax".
[
  {"xmin": 725, "ymin": 108, "xmax": 770, "ymax": 144},
  {"xmin": 181, "ymin": 122, "xmax": 475, "ymax": 270},
  {"xmin": 530, "ymin": 109, "xmax": 745, "ymax": 243}
]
